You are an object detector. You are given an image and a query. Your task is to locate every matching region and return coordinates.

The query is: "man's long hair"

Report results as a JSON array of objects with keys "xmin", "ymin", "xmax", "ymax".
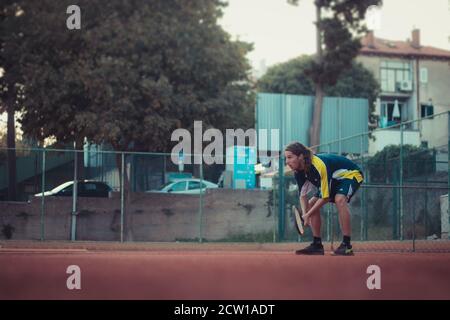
[{"xmin": 285, "ymin": 142, "xmax": 313, "ymax": 173}]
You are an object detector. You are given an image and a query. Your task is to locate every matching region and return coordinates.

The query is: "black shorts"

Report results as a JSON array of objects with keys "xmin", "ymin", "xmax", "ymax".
[{"xmin": 315, "ymin": 178, "xmax": 362, "ymax": 203}]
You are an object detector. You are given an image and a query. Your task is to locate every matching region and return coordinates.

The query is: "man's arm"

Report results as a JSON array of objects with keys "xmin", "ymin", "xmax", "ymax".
[
  {"xmin": 299, "ymin": 195, "xmax": 309, "ymax": 217},
  {"xmin": 303, "ymin": 197, "xmax": 329, "ymax": 221},
  {"xmin": 298, "ymin": 180, "xmax": 314, "ymax": 215}
]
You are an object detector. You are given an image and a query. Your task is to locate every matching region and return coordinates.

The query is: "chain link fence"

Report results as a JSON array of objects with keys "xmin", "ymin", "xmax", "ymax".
[
  {"xmin": 1, "ymin": 112, "xmax": 449, "ymax": 252},
  {"xmin": 275, "ymin": 111, "xmax": 449, "ymax": 252}
]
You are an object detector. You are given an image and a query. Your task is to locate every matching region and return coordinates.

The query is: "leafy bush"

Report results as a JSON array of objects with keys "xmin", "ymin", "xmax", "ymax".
[{"xmin": 366, "ymin": 145, "xmax": 435, "ymax": 183}]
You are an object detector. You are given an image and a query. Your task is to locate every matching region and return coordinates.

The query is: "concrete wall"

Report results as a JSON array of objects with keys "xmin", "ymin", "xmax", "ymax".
[
  {"xmin": 1, "ymin": 183, "xmax": 446, "ymax": 242},
  {"xmin": 0, "ymin": 189, "xmax": 273, "ymax": 242},
  {"xmin": 421, "ymin": 112, "xmax": 448, "ymax": 149},
  {"xmin": 441, "ymin": 194, "xmax": 449, "ymax": 239},
  {"xmin": 419, "ymin": 60, "xmax": 450, "ymax": 107},
  {"xmin": 418, "ymin": 59, "xmax": 450, "ymax": 149},
  {"xmin": 356, "ymin": 56, "xmax": 381, "ymax": 81}
]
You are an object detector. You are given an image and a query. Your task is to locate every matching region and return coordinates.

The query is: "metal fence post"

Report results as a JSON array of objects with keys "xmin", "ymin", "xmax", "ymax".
[
  {"xmin": 199, "ymin": 163, "xmax": 204, "ymax": 243},
  {"xmin": 424, "ymin": 178, "xmax": 428, "ymax": 235},
  {"xmin": 71, "ymin": 149, "xmax": 78, "ymax": 241},
  {"xmin": 40, "ymin": 149, "xmax": 46, "ymax": 241},
  {"xmin": 360, "ymin": 134, "xmax": 365, "ymax": 241},
  {"xmin": 278, "ymin": 154, "xmax": 285, "ymax": 241},
  {"xmin": 400, "ymin": 122, "xmax": 404, "ymax": 240},
  {"xmin": 412, "ymin": 196, "xmax": 416, "ymax": 252},
  {"xmin": 120, "ymin": 152, "xmax": 125, "ymax": 243},
  {"xmin": 338, "ymin": 98, "xmax": 342, "ymax": 155},
  {"xmin": 326, "ymin": 143, "xmax": 331, "ymax": 241},
  {"xmin": 278, "ymin": 95, "xmax": 285, "ymax": 241},
  {"xmin": 392, "ymin": 163, "xmax": 399, "ymax": 240}
]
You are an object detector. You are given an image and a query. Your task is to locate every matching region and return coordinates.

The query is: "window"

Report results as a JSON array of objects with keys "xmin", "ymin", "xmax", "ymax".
[
  {"xmin": 420, "ymin": 67, "xmax": 428, "ymax": 84},
  {"xmin": 421, "ymin": 104, "xmax": 434, "ymax": 118},
  {"xmin": 170, "ymin": 181, "xmax": 187, "ymax": 192},
  {"xmin": 380, "ymin": 61, "xmax": 412, "ymax": 92},
  {"xmin": 84, "ymin": 183, "xmax": 97, "ymax": 191},
  {"xmin": 60, "ymin": 185, "xmax": 73, "ymax": 194},
  {"xmin": 188, "ymin": 181, "xmax": 207, "ymax": 190},
  {"xmin": 379, "ymin": 100, "xmax": 405, "ymax": 128}
]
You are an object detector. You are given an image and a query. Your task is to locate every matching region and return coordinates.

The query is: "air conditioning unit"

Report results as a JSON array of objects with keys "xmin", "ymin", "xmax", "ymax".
[{"xmin": 397, "ymin": 80, "xmax": 413, "ymax": 92}]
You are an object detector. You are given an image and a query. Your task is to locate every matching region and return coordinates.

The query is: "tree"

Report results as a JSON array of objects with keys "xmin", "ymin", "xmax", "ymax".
[
  {"xmin": 0, "ymin": 1, "xmax": 27, "ymax": 201},
  {"xmin": 15, "ymin": 0, "xmax": 254, "ymax": 151},
  {"xmin": 288, "ymin": 0, "xmax": 382, "ymax": 149},
  {"xmin": 7, "ymin": 0, "xmax": 254, "ymax": 239},
  {"xmin": 258, "ymin": 56, "xmax": 315, "ymax": 95},
  {"xmin": 258, "ymin": 55, "xmax": 379, "ymax": 122},
  {"xmin": 1, "ymin": 0, "xmax": 88, "ymax": 185}
]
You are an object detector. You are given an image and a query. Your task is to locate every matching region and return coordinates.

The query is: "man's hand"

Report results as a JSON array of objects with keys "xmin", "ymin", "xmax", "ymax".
[
  {"xmin": 302, "ymin": 210, "xmax": 314, "ymax": 223},
  {"xmin": 302, "ymin": 214, "xmax": 312, "ymax": 227},
  {"xmin": 302, "ymin": 197, "xmax": 329, "ymax": 225}
]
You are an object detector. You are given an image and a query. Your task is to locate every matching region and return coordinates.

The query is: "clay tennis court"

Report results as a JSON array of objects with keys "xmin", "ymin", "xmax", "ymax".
[{"xmin": 1, "ymin": 240, "xmax": 450, "ymax": 300}]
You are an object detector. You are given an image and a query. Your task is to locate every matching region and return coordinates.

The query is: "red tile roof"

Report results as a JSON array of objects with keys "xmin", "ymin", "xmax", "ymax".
[{"xmin": 360, "ymin": 34, "xmax": 450, "ymax": 60}]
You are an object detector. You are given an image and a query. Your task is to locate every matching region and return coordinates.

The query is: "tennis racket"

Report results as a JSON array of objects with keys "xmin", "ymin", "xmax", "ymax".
[{"xmin": 292, "ymin": 205, "xmax": 305, "ymax": 235}]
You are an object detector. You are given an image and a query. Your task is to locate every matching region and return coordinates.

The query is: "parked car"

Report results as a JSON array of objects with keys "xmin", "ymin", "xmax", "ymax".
[
  {"xmin": 34, "ymin": 180, "xmax": 112, "ymax": 198},
  {"xmin": 148, "ymin": 178, "xmax": 218, "ymax": 194}
]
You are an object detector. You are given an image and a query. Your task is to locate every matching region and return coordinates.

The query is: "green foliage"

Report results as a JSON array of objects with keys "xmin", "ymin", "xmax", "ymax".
[
  {"xmin": 257, "ymin": 56, "xmax": 379, "ymax": 117},
  {"xmin": 257, "ymin": 56, "xmax": 315, "ymax": 94},
  {"xmin": 287, "ymin": 0, "xmax": 382, "ymax": 87},
  {"xmin": 2, "ymin": 0, "xmax": 255, "ymax": 153},
  {"xmin": 0, "ymin": 1, "xmax": 26, "ymax": 110},
  {"xmin": 366, "ymin": 145, "xmax": 435, "ymax": 183},
  {"xmin": 284, "ymin": 1, "xmax": 382, "ymax": 143}
]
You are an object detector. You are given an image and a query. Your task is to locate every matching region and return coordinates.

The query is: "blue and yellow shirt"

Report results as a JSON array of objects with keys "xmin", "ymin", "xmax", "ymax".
[{"xmin": 294, "ymin": 153, "xmax": 363, "ymax": 199}]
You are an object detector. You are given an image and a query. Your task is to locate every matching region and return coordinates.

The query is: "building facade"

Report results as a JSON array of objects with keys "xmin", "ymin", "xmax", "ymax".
[{"xmin": 357, "ymin": 29, "xmax": 450, "ymax": 154}]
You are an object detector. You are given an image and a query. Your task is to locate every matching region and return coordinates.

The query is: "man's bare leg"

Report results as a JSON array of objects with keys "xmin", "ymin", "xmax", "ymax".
[
  {"xmin": 307, "ymin": 197, "xmax": 321, "ymax": 237},
  {"xmin": 334, "ymin": 194, "xmax": 351, "ymax": 237}
]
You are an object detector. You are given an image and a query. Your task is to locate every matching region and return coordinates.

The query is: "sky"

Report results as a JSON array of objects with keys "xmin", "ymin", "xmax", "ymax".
[{"xmin": 219, "ymin": 0, "xmax": 450, "ymax": 71}]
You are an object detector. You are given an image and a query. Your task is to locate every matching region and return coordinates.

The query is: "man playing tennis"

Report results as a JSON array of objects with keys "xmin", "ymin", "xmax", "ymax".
[{"xmin": 285, "ymin": 142, "xmax": 364, "ymax": 256}]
